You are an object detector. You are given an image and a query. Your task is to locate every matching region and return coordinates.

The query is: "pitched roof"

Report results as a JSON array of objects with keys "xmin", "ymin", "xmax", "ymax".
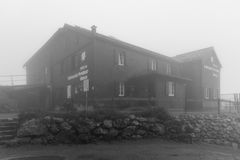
[
  {"xmin": 63, "ymin": 24, "xmax": 178, "ymax": 62},
  {"xmin": 174, "ymin": 47, "xmax": 222, "ymax": 67}
]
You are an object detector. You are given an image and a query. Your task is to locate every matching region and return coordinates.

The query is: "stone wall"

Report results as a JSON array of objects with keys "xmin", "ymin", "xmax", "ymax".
[{"xmin": 7, "ymin": 112, "xmax": 240, "ymax": 147}]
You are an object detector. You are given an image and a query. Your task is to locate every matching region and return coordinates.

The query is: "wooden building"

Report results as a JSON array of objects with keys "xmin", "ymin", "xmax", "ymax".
[{"xmin": 24, "ymin": 24, "xmax": 221, "ymax": 112}]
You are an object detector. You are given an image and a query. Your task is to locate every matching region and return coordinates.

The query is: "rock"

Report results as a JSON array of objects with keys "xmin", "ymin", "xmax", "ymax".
[
  {"xmin": 113, "ymin": 119, "xmax": 127, "ymax": 129},
  {"xmin": 108, "ymin": 128, "xmax": 119, "ymax": 137},
  {"xmin": 48, "ymin": 123, "xmax": 60, "ymax": 134},
  {"xmin": 103, "ymin": 120, "xmax": 113, "ymax": 128},
  {"xmin": 136, "ymin": 117, "xmax": 147, "ymax": 122},
  {"xmin": 52, "ymin": 117, "xmax": 64, "ymax": 123},
  {"xmin": 132, "ymin": 120, "xmax": 140, "ymax": 126},
  {"xmin": 17, "ymin": 119, "xmax": 47, "ymax": 137},
  {"xmin": 60, "ymin": 122, "xmax": 72, "ymax": 131},
  {"xmin": 77, "ymin": 126, "xmax": 90, "ymax": 134},
  {"xmin": 152, "ymin": 124, "xmax": 165, "ymax": 135},
  {"xmin": 129, "ymin": 114, "xmax": 136, "ymax": 120},
  {"xmin": 136, "ymin": 129, "xmax": 146, "ymax": 136},
  {"xmin": 94, "ymin": 127, "xmax": 108, "ymax": 135}
]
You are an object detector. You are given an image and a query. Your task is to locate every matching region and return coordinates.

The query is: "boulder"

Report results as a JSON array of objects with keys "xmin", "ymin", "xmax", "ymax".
[
  {"xmin": 17, "ymin": 119, "xmax": 47, "ymax": 138},
  {"xmin": 103, "ymin": 120, "xmax": 113, "ymax": 128}
]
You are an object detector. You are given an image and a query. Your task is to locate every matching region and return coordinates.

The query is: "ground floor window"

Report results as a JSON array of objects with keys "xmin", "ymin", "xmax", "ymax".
[
  {"xmin": 119, "ymin": 82, "xmax": 125, "ymax": 96},
  {"xmin": 166, "ymin": 81, "xmax": 175, "ymax": 96},
  {"xmin": 67, "ymin": 85, "xmax": 71, "ymax": 98}
]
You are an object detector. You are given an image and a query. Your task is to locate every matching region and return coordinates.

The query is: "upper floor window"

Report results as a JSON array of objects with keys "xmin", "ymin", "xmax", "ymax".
[
  {"xmin": 166, "ymin": 81, "xmax": 175, "ymax": 96},
  {"xmin": 150, "ymin": 59, "xmax": 157, "ymax": 71},
  {"xmin": 166, "ymin": 63, "xmax": 171, "ymax": 75},
  {"xmin": 205, "ymin": 88, "xmax": 210, "ymax": 99},
  {"xmin": 119, "ymin": 82, "xmax": 125, "ymax": 96},
  {"xmin": 118, "ymin": 52, "xmax": 125, "ymax": 66}
]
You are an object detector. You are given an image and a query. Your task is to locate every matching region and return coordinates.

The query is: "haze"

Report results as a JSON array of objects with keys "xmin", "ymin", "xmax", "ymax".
[{"xmin": 0, "ymin": 0, "xmax": 239, "ymax": 93}]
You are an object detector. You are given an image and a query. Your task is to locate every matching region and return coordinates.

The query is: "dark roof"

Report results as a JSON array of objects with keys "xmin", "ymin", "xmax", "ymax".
[
  {"xmin": 63, "ymin": 24, "xmax": 178, "ymax": 62},
  {"xmin": 174, "ymin": 47, "xmax": 222, "ymax": 67},
  {"xmin": 24, "ymin": 24, "xmax": 180, "ymax": 66}
]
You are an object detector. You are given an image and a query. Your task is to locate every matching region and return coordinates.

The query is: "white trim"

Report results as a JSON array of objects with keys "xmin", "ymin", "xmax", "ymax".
[{"xmin": 119, "ymin": 82, "xmax": 125, "ymax": 96}]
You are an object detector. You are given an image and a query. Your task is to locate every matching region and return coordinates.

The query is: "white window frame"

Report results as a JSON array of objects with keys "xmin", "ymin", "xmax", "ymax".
[
  {"xmin": 167, "ymin": 81, "xmax": 175, "ymax": 97},
  {"xmin": 205, "ymin": 88, "xmax": 209, "ymax": 99},
  {"xmin": 119, "ymin": 82, "xmax": 125, "ymax": 96},
  {"xmin": 81, "ymin": 51, "xmax": 86, "ymax": 62},
  {"xmin": 67, "ymin": 85, "xmax": 71, "ymax": 98},
  {"xmin": 166, "ymin": 63, "xmax": 171, "ymax": 75},
  {"xmin": 118, "ymin": 52, "xmax": 125, "ymax": 66},
  {"xmin": 150, "ymin": 59, "xmax": 157, "ymax": 71}
]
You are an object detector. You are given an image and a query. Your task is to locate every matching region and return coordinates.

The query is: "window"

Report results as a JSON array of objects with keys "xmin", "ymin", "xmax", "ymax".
[
  {"xmin": 205, "ymin": 88, "xmax": 210, "ymax": 99},
  {"xmin": 150, "ymin": 59, "xmax": 157, "ymax": 71},
  {"xmin": 119, "ymin": 82, "xmax": 125, "ymax": 96},
  {"xmin": 81, "ymin": 51, "xmax": 86, "ymax": 62},
  {"xmin": 67, "ymin": 85, "xmax": 71, "ymax": 98},
  {"xmin": 166, "ymin": 81, "xmax": 175, "ymax": 96},
  {"xmin": 166, "ymin": 63, "xmax": 171, "ymax": 75},
  {"xmin": 118, "ymin": 52, "xmax": 125, "ymax": 66}
]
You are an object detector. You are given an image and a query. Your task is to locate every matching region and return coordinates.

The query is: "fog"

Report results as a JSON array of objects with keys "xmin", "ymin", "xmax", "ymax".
[{"xmin": 0, "ymin": 0, "xmax": 239, "ymax": 93}]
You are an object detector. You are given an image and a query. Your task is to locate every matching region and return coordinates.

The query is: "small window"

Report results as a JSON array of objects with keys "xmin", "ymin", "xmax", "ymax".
[
  {"xmin": 166, "ymin": 63, "xmax": 171, "ymax": 75},
  {"xmin": 150, "ymin": 59, "xmax": 157, "ymax": 71},
  {"xmin": 67, "ymin": 85, "xmax": 71, "ymax": 98},
  {"xmin": 118, "ymin": 52, "xmax": 125, "ymax": 66},
  {"xmin": 167, "ymin": 81, "xmax": 175, "ymax": 96},
  {"xmin": 119, "ymin": 82, "xmax": 125, "ymax": 96},
  {"xmin": 205, "ymin": 88, "xmax": 210, "ymax": 99},
  {"xmin": 81, "ymin": 51, "xmax": 86, "ymax": 62}
]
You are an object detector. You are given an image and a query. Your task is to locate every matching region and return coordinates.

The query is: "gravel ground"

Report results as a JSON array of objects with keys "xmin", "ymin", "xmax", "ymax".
[{"xmin": 0, "ymin": 138, "xmax": 240, "ymax": 160}]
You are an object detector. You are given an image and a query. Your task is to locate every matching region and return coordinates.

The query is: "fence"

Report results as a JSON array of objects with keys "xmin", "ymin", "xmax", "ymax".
[{"xmin": 220, "ymin": 93, "xmax": 240, "ymax": 113}]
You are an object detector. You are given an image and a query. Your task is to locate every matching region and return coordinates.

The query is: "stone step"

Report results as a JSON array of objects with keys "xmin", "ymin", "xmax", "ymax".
[
  {"xmin": 0, "ymin": 134, "xmax": 15, "ymax": 141},
  {"xmin": 0, "ymin": 126, "xmax": 17, "ymax": 130},
  {"xmin": 0, "ymin": 130, "xmax": 16, "ymax": 136},
  {"xmin": 0, "ymin": 121, "xmax": 18, "ymax": 127}
]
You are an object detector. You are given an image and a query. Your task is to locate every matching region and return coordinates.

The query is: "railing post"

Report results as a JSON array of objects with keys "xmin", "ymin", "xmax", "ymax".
[{"xmin": 217, "ymin": 98, "xmax": 220, "ymax": 114}]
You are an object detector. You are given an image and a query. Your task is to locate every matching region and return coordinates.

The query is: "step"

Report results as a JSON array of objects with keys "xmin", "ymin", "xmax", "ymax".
[
  {"xmin": 0, "ymin": 130, "xmax": 16, "ymax": 135},
  {"xmin": 0, "ymin": 135, "xmax": 15, "ymax": 141},
  {"xmin": 0, "ymin": 126, "xmax": 18, "ymax": 130},
  {"xmin": 0, "ymin": 122, "xmax": 18, "ymax": 127}
]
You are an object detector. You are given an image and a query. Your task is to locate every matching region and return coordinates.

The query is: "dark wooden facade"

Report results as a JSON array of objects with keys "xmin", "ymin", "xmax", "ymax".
[
  {"xmin": 24, "ymin": 24, "xmax": 221, "ymax": 112},
  {"xmin": 175, "ymin": 47, "xmax": 221, "ymax": 112}
]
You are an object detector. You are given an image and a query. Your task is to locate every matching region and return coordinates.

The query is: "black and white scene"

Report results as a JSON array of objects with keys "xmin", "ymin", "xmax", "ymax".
[{"xmin": 0, "ymin": 0, "xmax": 240, "ymax": 159}]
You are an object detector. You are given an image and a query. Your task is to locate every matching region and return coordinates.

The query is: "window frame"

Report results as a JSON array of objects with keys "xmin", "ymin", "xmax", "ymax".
[
  {"xmin": 118, "ymin": 52, "xmax": 125, "ymax": 66},
  {"xmin": 119, "ymin": 82, "xmax": 125, "ymax": 97},
  {"xmin": 150, "ymin": 59, "xmax": 157, "ymax": 71},
  {"xmin": 167, "ymin": 81, "xmax": 175, "ymax": 97}
]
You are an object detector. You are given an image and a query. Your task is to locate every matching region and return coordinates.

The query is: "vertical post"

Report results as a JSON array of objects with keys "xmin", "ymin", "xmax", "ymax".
[
  {"xmin": 217, "ymin": 98, "xmax": 220, "ymax": 114},
  {"xmin": 85, "ymin": 91, "xmax": 88, "ymax": 118}
]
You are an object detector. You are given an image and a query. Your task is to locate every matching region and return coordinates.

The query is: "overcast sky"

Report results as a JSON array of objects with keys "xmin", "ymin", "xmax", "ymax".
[{"xmin": 0, "ymin": 0, "xmax": 239, "ymax": 93}]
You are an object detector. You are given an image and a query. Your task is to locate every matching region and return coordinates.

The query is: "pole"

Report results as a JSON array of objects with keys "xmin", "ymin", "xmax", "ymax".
[{"xmin": 85, "ymin": 91, "xmax": 88, "ymax": 118}]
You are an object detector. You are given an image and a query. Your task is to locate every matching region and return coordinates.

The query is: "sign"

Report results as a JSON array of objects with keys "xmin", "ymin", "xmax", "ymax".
[
  {"xmin": 83, "ymin": 79, "xmax": 89, "ymax": 92},
  {"xmin": 67, "ymin": 69, "xmax": 88, "ymax": 81}
]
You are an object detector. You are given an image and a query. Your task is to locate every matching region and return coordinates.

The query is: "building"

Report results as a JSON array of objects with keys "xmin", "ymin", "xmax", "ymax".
[
  {"xmin": 24, "ymin": 24, "xmax": 221, "ymax": 112},
  {"xmin": 175, "ymin": 48, "xmax": 221, "ymax": 112}
]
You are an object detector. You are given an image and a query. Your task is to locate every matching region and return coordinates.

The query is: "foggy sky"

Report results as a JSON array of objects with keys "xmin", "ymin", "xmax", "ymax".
[{"xmin": 0, "ymin": 0, "xmax": 239, "ymax": 93}]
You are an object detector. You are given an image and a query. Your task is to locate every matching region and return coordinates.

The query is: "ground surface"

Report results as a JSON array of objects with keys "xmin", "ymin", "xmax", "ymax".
[{"xmin": 0, "ymin": 139, "xmax": 240, "ymax": 160}]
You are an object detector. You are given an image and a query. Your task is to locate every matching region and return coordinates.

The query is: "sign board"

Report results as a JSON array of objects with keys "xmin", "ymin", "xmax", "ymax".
[{"xmin": 83, "ymin": 79, "xmax": 89, "ymax": 92}]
